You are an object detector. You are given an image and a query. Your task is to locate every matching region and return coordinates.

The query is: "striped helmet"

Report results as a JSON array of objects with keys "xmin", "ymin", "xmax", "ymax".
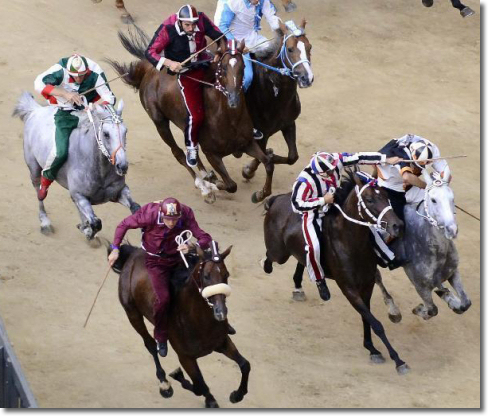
[
  {"xmin": 409, "ymin": 141, "xmax": 433, "ymax": 167},
  {"xmin": 177, "ymin": 4, "xmax": 199, "ymax": 22},
  {"xmin": 67, "ymin": 54, "xmax": 88, "ymax": 76},
  {"xmin": 310, "ymin": 152, "xmax": 338, "ymax": 175},
  {"xmin": 160, "ymin": 197, "xmax": 182, "ymax": 219}
]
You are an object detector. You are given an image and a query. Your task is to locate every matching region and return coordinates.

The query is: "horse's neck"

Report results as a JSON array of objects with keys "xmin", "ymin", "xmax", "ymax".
[{"xmin": 338, "ymin": 193, "xmax": 371, "ymax": 243}]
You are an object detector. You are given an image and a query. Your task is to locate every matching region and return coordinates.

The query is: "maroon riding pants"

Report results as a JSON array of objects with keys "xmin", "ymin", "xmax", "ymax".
[
  {"xmin": 145, "ymin": 254, "xmax": 180, "ymax": 343},
  {"xmin": 177, "ymin": 67, "xmax": 206, "ymax": 148}
]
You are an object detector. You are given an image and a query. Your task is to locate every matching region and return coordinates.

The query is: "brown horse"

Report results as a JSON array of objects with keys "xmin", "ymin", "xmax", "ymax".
[
  {"xmin": 262, "ymin": 171, "xmax": 410, "ymax": 374},
  {"xmin": 108, "ymin": 26, "xmax": 274, "ymax": 204},
  {"xmin": 242, "ymin": 19, "xmax": 313, "ymax": 181},
  {"xmin": 111, "ymin": 243, "xmax": 250, "ymax": 408}
]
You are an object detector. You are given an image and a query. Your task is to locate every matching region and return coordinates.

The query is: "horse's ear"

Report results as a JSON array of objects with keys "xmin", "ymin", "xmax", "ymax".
[
  {"xmin": 116, "ymin": 99, "xmax": 124, "ymax": 116},
  {"xmin": 237, "ymin": 39, "xmax": 246, "ymax": 53},
  {"xmin": 220, "ymin": 245, "xmax": 233, "ymax": 259},
  {"xmin": 196, "ymin": 244, "xmax": 205, "ymax": 259},
  {"xmin": 278, "ymin": 19, "xmax": 288, "ymax": 36},
  {"xmin": 422, "ymin": 169, "xmax": 433, "ymax": 186},
  {"xmin": 353, "ymin": 173, "xmax": 363, "ymax": 186},
  {"xmin": 300, "ymin": 18, "xmax": 307, "ymax": 29}
]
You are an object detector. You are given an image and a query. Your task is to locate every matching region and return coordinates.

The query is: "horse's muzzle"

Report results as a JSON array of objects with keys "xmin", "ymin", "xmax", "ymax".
[
  {"xmin": 444, "ymin": 223, "xmax": 458, "ymax": 240},
  {"xmin": 227, "ymin": 92, "xmax": 240, "ymax": 109},
  {"xmin": 116, "ymin": 162, "xmax": 128, "ymax": 176},
  {"xmin": 297, "ymin": 75, "xmax": 313, "ymax": 88},
  {"xmin": 387, "ymin": 220, "xmax": 403, "ymax": 239}
]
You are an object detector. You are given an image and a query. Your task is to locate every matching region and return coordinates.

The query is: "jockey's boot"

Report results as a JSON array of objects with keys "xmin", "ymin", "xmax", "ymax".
[
  {"xmin": 253, "ymin": 128, "xmax": 264, "ymax": 140},
  {"xmin": 37, "ymin": 176, "xmax": 53, "ymax": 201},
  {"xmin": 227, "ymin": 323, "xmax": 237, "ymax": 335},
  {"xmin": 422, "ymin": 0, "xmax": 434, "ymax": 6},
  {"xmin": 316, "ymin": 278, "xmax": 331, "ymax": 301},
  {"xmin": 460, "ymin": 6, "xmax": 474, "ymax": 17},
  {"xmin": 186, "ymin": 146, "xmax": 198, "ymax": 168},
  {"xmin": 157, "ymin": 340, "xmax": 168, "ymax": 357}
]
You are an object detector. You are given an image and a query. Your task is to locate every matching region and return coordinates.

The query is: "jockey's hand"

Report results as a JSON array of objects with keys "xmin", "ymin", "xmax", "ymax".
[
  {"xmin": 323, "ymin": 192, "xmax": 335, "ymax": 205},
  {"xmin": 64, "ymin": 91, "xmax": 84, "ymax": 107},
  {"xmin": 385, "ymin": 156, "xmax": 401, "ymax": 165},
  {"xmin": 167, "ymin": 60, "xmax": 183, "ymax": 73},
  {"xmin": 177, "ymin": 244, "xmax": 190, "ymax": 254},
  {"xmin": 108, "ymin": 249, "xmax": 119, "ymax": 267}
]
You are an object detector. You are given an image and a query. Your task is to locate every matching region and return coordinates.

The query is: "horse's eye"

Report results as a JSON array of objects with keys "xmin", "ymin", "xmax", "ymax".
[
  {"xmin": 431, "ymin": 198, "xmax": 437, "ymax": 204},
  {"xmin": 365, "ymin": 197, "xmax": 374, "ymax": 203},
  {"xmin": 103, "ymin": 132, "xmax": 110, "ymax": 139},
  {"xmin": 287, "ymin": 47, "xmax": 293, "ymax": 53}
]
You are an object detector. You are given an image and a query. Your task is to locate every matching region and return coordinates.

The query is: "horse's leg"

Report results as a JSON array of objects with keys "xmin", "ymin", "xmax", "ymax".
[
  {"xmin": 436, "ymin": 270, "xmax": 472, "ymax": 314},
  {"xmin": 359, "ymin": 284, "xmax": 386, "ymax": 364},
  {"xmin": 243, "ymin": 141, "xmax": 274, "ymax": 203},
  {"xmin": 123, "ymin": 306, "xmax": 173, "ymax": 398},
  {"xmin": 117, "ymin": 185, "xmax": 141, "ymax": 214},
  {"xmin": 70, "ymin": 192, "xmax": 102, "ymax": 240},
  {"xmin": 242, "ymin": 136, "xmax": 268, "ymax": 180},
  {"xmin": 264, "ymin": 123, "xmax": 299, "ymax": 166},
  {"xmin": 410, "ymin": 279, "xmax": 438, "ymax": 320},
  {"xmin": 204, "ymin": 152, "xmax": 238, "ymax": 193},
  {"xmin": 292, "ymin": 262, "xmax": 306, "ymax": 301},
  {"xmin": 153, "ymin": 120, "xmax": 217, "ymax": 203},
  {"xmin": 177, "ymin": 355, "xmax": 219, "ymax": 408},
  {"xmin": 115, "ymin": 0, "xmax": 133, "ymax": 23},
  {"xmin": 215, "ymin": 336, "xmax": 251, "ymax": 404},
  {"xmin": 282, "ymin": 0, "xmax": 297, "ymax": 12},
  {"xmin": 27, "ymin": 160, "xmax": 54, "ymax": 234},
  {"xmin": 341, "ymin": 285, "xmax": 409, "ymax": 374},
  {"xmin": 375, "ymin": 270, "xmax": 402, "ymax": 323},
  {"xmin": 450, "ymin": 0, "xmax": 475, "ymax": 16}
]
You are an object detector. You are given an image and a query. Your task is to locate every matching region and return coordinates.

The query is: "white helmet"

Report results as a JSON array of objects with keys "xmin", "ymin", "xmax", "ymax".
[
  {"xmin": 409, "ymin": 141, "xmax": 433, "ymax": 168},
  {"xmin": 67, "ymin": 54, "xmax": 88, "ymax": 76},
  {"xmin": 310, "ymin": 152, "xmax": 338, "ymax": 175}
]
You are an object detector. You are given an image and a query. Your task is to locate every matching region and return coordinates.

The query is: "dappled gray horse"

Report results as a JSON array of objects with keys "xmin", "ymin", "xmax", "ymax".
[
  {"xmin": 13, "ymin": 92, "xmax": 140, "ymax": 240},
  {"xmin": 387, "ymin": 169, "xmax": 471, "ymax": 319}
]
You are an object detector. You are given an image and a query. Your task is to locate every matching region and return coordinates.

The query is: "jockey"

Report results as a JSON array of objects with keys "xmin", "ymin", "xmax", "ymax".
[
  {"xmin": 34, "ymin": 54, "xmax": 116, "ymax": 201},
  {"xmin": 291, "ymin": 151, "xmax": 397, "ymax": 301},
  {"xmin": 145, "ymin": 5, "xmax": 227, "ymax": 168},
  {"xmin": 108, "ymin": 197, "xmax": 216, "ymax": 357},
  {"xmin": 214, "ymin": 0, "xmax": 281, "ymax": 140},
  {"xmin": 374, "ymin": 134, "xmax": 450, "ymax": 268}
]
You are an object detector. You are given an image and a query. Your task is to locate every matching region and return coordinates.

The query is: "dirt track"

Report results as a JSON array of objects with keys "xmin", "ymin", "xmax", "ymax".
[{"xmin": 0, "ymin": 0, "xmax": 480, "ymax": 408}]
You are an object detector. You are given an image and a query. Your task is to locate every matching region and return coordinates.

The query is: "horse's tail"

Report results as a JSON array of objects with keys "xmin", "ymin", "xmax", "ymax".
[
  {"xmin": 12, "ymin": 91, "xmax": 41, "ymax": 122},
  {"xmin": 105, "ymin": 24, "xmax": 152, "ymax": 91},
  {"xmin": 107, "ymin": 243, "xmax": 138, "ymax": 274}
]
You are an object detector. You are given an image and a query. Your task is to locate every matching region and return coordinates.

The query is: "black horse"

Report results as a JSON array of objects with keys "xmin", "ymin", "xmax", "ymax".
[
  {"xmin": 262, "ymin": 171, "xmax": 409, "ymax": 374},
  {"xmin": 422, "ymin": 0, "xmax": 475, "ymax": 17}
]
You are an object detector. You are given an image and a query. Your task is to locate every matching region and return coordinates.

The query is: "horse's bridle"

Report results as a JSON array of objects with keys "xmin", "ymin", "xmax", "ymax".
[
  {"xmin": 416, "ymin": 173, "xmax": 450, "ymax": 229},
  {"xmin": 192, "ymin": 258, "xmax": 232, "ymax": 308},
  {"xmin": 333, "ymin": 181, "xmax": 393, "ymax": 231},
  {"xmin": 279, "ymin": 33, "xmax": 311, "ymax": 79},
  {"xmin": 87, "ymin": 106, "xmax": 125, "ymax": 165}
]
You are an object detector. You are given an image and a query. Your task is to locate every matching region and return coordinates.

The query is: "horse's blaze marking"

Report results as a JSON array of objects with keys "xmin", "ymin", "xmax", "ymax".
[
  {"xmin": 229, "ymin": 58, "xmax": 237, "ymax": 68},
  {"xmin": 297, "ymin": 41, "xmax": 314, "ymax": 81}
]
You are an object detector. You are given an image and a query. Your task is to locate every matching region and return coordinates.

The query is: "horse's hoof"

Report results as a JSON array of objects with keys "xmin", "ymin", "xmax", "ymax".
[
  {"xmin": 203, "ymin": 192, "xmax": 216, "ymax": 204},
  {"xmin": 461, "ymin": 6, "xmax": 475, "ymax": 17},
  {"xmin": 91, "ymin": 0, "xmax": 102, "ymax": 3},
  {"xmin": 205, "ymin": 400, "xmax": 219, "ymax": 408},
  {"xmin": 204, "ymin": 170, "xmax": 218, "ymax": 184},
  {"xmin": 396, "ymin": 363, "xmax": 410, "ymax": 375},
  {"xmin": 40, "ymin": 225, "xmax": 54, "ymax": 235},
  {"xmin": 233, "ymin": 151, "xmax": 243, "ymax": 158},
  {"xmin": 260, "ymin": 257, "xmax": 273, "ymax": 274},
  {"xmin": 292, "ymin": 289, "xmax": 306, "ymax": 302},
  {"xmin": 121, "ymin": 14, "xmax": 134, "ymax": 24},
  {"xmin": 453, "ymin": 308, "xmax": 465, "ymax": 315},
  {"xmin": 388, "ymin": 312, "xmax": 402, "ymax": 323},
  {"xmin": 159, "ymin": 384, "xmax": 173, "ymax": 399},
  {"xmin": 251, "ymin": 191, "xmax": 265, "ymax": 204},
  {"xmin": 229, "ymin": 390, "xmax": 243, "ymax": 404},
  {"xmin": 284, "ymin": 1, "xmax": 297, "ymax": 12},
  {"xmin": 370, "ymin": 354, "xmax": 385, "ymax": 364},
  {"xmin": 242, "ymin": 166, "xmax": 255, "ymax": 181},
  {"xmin": 87, "ymin": 236, "xmax": 102, "ymax": 249},
  {"xmin": 422, "ymin": 0, "xmax": 433, "ymax": 7}
]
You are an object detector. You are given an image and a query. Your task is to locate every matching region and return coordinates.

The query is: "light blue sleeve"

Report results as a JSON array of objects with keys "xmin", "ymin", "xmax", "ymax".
[{"xmin": 215, "ymin": 0, "xmax": 236, "ymax": 39}]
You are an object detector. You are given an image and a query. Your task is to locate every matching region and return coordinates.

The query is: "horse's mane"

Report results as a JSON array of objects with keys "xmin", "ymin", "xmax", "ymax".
[
  {"xmin": 253, "ymin": 28, "xmax": 284, "ymax": 61},
  {"xmin": 331, "ymin": 169, "xmax": 357, "ymax": 211}
]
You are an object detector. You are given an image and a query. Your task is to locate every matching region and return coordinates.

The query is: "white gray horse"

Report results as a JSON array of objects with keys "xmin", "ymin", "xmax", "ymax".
[
  {"xmin": 13, "ymin": 92, "xmax": 140, "ymax": 240},
  {"xmin": 386, "ymin": 169, "xmax": 471, "ymax": 319}
]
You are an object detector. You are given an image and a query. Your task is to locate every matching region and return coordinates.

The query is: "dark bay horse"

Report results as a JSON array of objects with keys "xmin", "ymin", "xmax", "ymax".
[
  {"xmin": 111, "ymin": 243, "xmax": 250, "ymax": 408},
  {"xmin": 262, "ymin": 171, "xmax": 410, "ymax": 374},
  {"xmin": 242, "ymin": 19, "xmax": 313, "ymax": 181},
  {"xmin": 108, "ymin": 26, "xmax": 274, "ymax": 204}
]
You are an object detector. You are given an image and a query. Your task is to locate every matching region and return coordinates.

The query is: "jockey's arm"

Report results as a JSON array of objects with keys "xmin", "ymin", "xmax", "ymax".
[
  {"xmin": 145, "ymin": 24, "xmax": 180, "ymax": 72},
  {"xmin": 402, "ymin": 171, "xmax": 426, "ymax": 189},
  {"xmin": 47, "ymin": 86, "xmax": 84, "ymax": 107},
  {"xmin": 214, "ymin": 1, "xmax": 236, "ymax": 39},
  {"xmin": 185, "ymin": 208, "xmax": 212, "ymax": 250},
  {"xmin": 262, "ymin": 0, "xmax": 281, "ymax": 30}
]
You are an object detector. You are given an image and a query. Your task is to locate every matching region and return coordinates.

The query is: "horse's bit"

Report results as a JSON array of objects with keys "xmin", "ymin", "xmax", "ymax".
[
  {"xmin": 415, "ymin": 172, "xmax": 449, "ymax": 229},
  {"xmin": 86, "ymin": 105, "xmax": 125, "ymax": 165}
]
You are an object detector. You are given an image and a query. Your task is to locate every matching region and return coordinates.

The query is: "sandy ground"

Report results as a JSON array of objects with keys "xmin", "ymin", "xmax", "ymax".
[{"xmin": 0, "ymin": 0, "xmax": 480, "ymax": 409}]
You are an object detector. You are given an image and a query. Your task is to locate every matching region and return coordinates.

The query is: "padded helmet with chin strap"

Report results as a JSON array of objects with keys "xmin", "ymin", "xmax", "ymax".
[
  {"xmin": 177, "ymin": 4, "xmax": 199, "ymax": 23},
  {"xmin": 66, "ymin": 54, "xmax": 89, "ymax": 76},
  {"xmin": 409, "ymin": 141, "xmax": 433, "ymax": 168},
  {"xmin": 160, "ymin": 197, "xmax": 182, "ymax": 219},
  {"xmin": 310, "ymin": 152, "xmax": 339, "ymax": 175}
]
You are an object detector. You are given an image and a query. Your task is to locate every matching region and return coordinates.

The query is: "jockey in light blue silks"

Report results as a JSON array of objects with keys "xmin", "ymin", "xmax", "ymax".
[
  {"xmin": 34, "ymin": 54, "xmax": 116, "ymax": 201},
  {"xmin": 214, "ymin": 0, "xmax": 281, "ymax": 139}
]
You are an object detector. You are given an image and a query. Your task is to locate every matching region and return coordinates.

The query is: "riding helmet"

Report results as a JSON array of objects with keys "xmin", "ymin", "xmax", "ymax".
[
  {"xmin": 160, "ymin": 197, "xmax": 182, "ymax": 219},
  {"xmin": 177, "ymin": 4, "xmax": 199, "ymax": 22}
]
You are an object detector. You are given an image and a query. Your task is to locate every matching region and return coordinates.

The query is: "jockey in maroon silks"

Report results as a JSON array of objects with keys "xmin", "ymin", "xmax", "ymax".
[
  {"xmin": 108, "ymin": 197, "xmax": 212, "ymax": 357},
  {"xmin": 144, "ymin": 5, "xmax": 226, "ymax": 168}
]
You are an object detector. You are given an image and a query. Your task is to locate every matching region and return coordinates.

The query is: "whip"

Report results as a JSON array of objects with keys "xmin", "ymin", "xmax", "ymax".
[
  {"xmin": 175, "ymin": 230, "xmax": 193, "ymax": 268},
  {"xmin": 83, "ymin": 265, "xmax": 112, "ymax": 328}
]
